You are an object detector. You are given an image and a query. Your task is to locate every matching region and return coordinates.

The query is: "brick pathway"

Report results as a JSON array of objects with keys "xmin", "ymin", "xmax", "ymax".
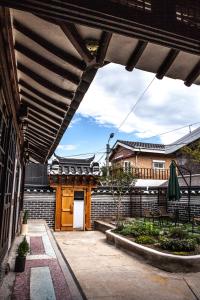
[{"xmin": 12, "ymin": 221, "xmax": 82, "ymax": 300}]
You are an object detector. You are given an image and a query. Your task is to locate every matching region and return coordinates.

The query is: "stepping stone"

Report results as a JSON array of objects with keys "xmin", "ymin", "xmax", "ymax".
[{"xmin": 30, "ymin": 266, "xmax": 56, "ymax": 300}]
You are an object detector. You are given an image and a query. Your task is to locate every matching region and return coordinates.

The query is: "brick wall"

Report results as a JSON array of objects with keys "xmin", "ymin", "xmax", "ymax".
[
  {"xmin": 23, "ymin": 191, "xmax": 200, "ymax": 229},
  {"xmin": 23, "ymin": 192, "xmax": 56, "ymax": 228}
]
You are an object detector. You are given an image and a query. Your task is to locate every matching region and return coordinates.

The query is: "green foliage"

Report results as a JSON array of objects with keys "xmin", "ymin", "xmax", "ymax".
[
  {"xmin": 160, "ymin": 238, "xmax": 197, "ymax": 252},
  {"xmin": 182, "ymin": 141, "xmax": 200, "ymax": 163},
  {"xmin": 17, "ymin": 237, "xmax": 29, "ymax": 257},
  {"xmin": 23, "ymin": 210, "xmax": 29, "ymax": 224},
  {"xmin": 169, "ymin": 227, "xmax": 189, "ymax": 239},
  {"xmin": 135, "ymin": 235, "xmax": 156, "ymax": 244},
  {"xmin": 116, "ymin": 221, "xmax": 160, "ymax": 237},
  {"xmin": 188, "ymin": 233, "xmax": 200, "ymax": 244}
]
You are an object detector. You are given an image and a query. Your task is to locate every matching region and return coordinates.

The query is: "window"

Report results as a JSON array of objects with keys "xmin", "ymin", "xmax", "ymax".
[
  {"xmin": 153, "ymin": 160, "xmax": 165, "ymax": 170},
  {"xmin": 124, "ymin": 161, "xmax": 131, "ymax": 172}
]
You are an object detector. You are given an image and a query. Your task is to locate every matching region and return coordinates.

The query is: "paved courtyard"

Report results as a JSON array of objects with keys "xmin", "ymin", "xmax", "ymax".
[{"xmin": 54, "ymin": 230, "xmax": 200, "ymax": 300}]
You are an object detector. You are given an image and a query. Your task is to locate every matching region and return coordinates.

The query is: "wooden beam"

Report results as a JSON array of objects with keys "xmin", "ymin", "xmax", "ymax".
[
  {"xmin": 25, "ymin": 135, "xmax": 49, "ymax": 150},
  {"xmin": 28, "ymin": 124, "xmax": 55, "ymax": 139},
  {"xmin": 21, "ymin": 97, "xmax": 64, "ymax": 121},
  {"xmin": 60, "ymin": 23, "xmax": 94, "ymax": 64},
  {"xmin": 96, "ymin": 31, "xmax": 112, "ymax": 66},
  {"xmin": 18, "ymin": 63, "xmax": 73, "ymax": 99},
  {"xmin": 25, "ymin": 132, "xmax": 51, "ymax": 148},
  {"xmin": 28, "ymin": 115, "xmax": 58, "ymax": 134},
  {"xmin": 14, "ymin": 19, "xmax": 86, "ymax": 70},
  {"xmin": 156, "ymin": 49, "xmax": 179, "ymax": 80},
  {"xmin": 19, "ymin": 79, "xmax": 69, "ymax": 110},
  {"xmin": 20, "ymin": 89, "xmax": 66, "ymax": 117},
  {"xmin": 15, "ymin": 42, "xmax": 80, "ymax": 85},
  {"xmin": 26, "ymin": 129, "xmax": 53, "ymax": 145},
  {"xmin": 185, "ymin": 61, "xmax": 200, "ymax": 87},
  {"xmin": 126, "ymin": 41, "xmax": 147, "ymax": 71},
  {"xmin": 25, "ymin": 118, "xmax": 56, "ymax": 137},
  {"xmin": 28, "ymin": 108, "xmax": 61, "ymax": 127},
  {"xmin": 3, "ymin": 1, "xmax": 200, "ymax": 55},
  {"xmin": 28, "ymin": 144, "xmax": 48, "ymax": 156},
  {"xmin": 28, "ymin": 140, "xmax": 49, "ymax": 153}
]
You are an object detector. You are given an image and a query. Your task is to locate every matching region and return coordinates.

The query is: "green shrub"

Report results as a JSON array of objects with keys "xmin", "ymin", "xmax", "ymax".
[
  {"xmin": 17, "ymin": 237, "xmax": 29, "ymax": 257},
  {"xmin": 116, "ymin": 221, "xmax": 161, "ymax": 237},
  {"xmin": 135, "ymin": 235, "xmax": 156, "ymax": 244},
  {"xmin": 169, "ymin": 227, "xmax": 189, "ymax": 239},
  {"xmin": 159, "ymin": 238, "xmax": 196, "ymax": 252},
  {"xmin": 188, "ymin": 234, "xmax": 200, "ymax": 244}
]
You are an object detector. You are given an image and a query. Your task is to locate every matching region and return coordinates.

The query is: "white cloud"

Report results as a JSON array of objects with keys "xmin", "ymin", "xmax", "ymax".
[
  {"xmin": 78, "ymin": 64, "xmax": 200, "ymax": 145},
  {"xmin": 57, "ymin": 144, "xmax": 77, "ymax": 151}
]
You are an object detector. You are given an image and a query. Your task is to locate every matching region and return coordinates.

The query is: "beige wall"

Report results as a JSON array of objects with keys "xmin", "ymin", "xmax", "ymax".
[{"xmin": 110, "ymin": 146, "xmax": 175, "ymax": 169}]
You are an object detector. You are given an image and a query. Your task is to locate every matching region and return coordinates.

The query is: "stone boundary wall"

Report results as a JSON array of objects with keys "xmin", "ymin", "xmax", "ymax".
[
  {"xmin": 23, "ymin": 191, "xmax": 200, "ymax": 229},
  {"xmin": 23, "ymin": 192, "xmax": 56, "ymax": 228}
]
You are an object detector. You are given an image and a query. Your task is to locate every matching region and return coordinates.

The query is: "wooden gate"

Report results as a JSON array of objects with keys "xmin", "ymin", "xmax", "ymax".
[{"xmin": 60, "ymin": 188, "xmax": 74, "ymax": 231}]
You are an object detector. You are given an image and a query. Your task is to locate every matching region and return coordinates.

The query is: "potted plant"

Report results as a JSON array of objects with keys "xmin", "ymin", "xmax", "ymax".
[
  {"xmin": 15, "ymin": 236, "xmax": 29, "ymax": 272},
  {"xmin": 21, "ymin": 210, "xmax": 29, "ymax": 235}
]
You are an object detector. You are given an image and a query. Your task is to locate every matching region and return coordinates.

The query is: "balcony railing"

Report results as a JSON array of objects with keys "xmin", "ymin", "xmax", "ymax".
[
  {"xmin": 111, "ymin": 167, "xmax": 169, "ymax": 180},
  {"xmin": 132, "ymin": 167, "xmax": 169, "ymax": 180}
]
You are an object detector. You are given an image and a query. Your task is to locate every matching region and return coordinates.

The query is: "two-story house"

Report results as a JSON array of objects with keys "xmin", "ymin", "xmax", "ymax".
[
  {"xmin": 109, "ymin": 140, "xmax": 175, "ymax": 182},
  {"xmin": 109, "ymin": 127, "xmax": 200, "ymax": 185}
]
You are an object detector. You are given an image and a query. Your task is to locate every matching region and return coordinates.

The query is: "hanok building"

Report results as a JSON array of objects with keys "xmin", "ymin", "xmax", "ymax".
[
  {"xmin": 1, "ymin": 0, "xmax": 200, "ymax": 282},
  {"xmin": 49, "ymin": 155, "xmax": 99, "ymax": 231}
]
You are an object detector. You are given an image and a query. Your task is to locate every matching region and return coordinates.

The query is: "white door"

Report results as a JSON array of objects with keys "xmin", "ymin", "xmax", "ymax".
[{"xmin": 73, "ymin": 200, "xmax": 84, "ymax": 230}]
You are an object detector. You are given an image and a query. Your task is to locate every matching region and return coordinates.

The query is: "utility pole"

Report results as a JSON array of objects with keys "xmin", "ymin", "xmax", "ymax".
[{"xmin": 106, "ymin": 133, "xmax": 114, "ymax": 177}]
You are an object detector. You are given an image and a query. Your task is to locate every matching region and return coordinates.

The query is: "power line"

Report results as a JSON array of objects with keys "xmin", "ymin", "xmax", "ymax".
[
  {"xmin": 115, "ymin": 75, "xmax": 156, "ymax": 135},
  {"xmin": 142, "ymin": 121, "xmax": 200, "ymax": 141}
]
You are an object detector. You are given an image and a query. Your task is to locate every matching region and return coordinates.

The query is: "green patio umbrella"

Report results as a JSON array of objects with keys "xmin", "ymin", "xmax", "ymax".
[{"xmin": 167, "ymin": 160, "xmax": 181, "ymax": 201}]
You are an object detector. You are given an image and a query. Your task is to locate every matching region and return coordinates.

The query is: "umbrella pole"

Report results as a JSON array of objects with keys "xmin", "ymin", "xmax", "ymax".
[{"xmin": 174, "ymin": 161, "xmax": 192, "ymax": 223}]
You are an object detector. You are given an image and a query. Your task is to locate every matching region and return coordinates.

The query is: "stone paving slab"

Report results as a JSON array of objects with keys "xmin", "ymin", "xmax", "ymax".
[
  {"xmin": 30, "ymin": 266, "xmax": 56, "ymax": 300},
  {"xmin": 54, "ymin": 231, "xmax": 200, "ymax": 300},
  {"xmin": 11, "ymin": 221, "xmax": 82, "ymax": 300}
]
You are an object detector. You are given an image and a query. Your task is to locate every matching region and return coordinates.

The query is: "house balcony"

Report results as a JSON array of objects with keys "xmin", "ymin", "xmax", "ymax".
[
  {"xmin": 111, "ymin": 167, "xmax": 169, "ymax": 180},
  {"xmin": 132, "ymin": 167, "xmax": 169, "ymax": 180}
]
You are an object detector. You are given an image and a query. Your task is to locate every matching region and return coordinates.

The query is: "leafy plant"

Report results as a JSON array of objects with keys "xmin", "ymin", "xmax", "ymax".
[
  {"xmin": 135, "ymin": 235, "xmax": 155, "ymax": 244},
  {"xmin": 17, "ymin": 237, "xmax": 29, "ymax": 257},
  {"xmin": 169, "ymin": 227, "xmax": 189, "ymax": 239},
  {"xmin": 23, "ymin": 210, "xmax": 29, "ymax": 224},
  {"xmin": 159, "ymin": 238, "xmax": 196, "ymax": 252}
]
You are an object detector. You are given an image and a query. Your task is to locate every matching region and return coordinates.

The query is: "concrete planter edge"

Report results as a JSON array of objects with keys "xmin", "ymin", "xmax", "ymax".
[{"xmin": 106, "ymin": 229, "xmax": 200, "ymax": 273}]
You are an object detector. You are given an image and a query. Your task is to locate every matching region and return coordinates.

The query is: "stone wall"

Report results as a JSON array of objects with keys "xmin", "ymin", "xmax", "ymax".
[
  {"xmin": 23, "ymin": 190, "xmax": 200, "ymax": 229},
  {"xmin": 23, "ymin": 192, "xmax": 56, "ymax": 228}
]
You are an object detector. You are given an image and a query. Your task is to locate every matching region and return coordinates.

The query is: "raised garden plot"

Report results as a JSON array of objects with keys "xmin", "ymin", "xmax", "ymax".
[{"xmin": 105, "ymin": 219, "xmax": 200, "ymax": 272}]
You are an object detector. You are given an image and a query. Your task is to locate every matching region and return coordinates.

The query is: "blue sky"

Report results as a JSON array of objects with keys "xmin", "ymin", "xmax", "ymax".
[{"xmin": 55, "ymin": 64, "xmax": 200, "ymax": 163}]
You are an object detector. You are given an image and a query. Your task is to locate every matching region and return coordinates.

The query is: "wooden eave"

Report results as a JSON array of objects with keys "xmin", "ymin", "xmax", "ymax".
[{"xmin": 1, "ymin": 2, "xmax": 200, "ymax": 162}]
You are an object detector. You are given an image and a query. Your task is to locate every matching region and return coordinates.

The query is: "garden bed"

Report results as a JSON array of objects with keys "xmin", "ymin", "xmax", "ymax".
[{"xmin": 105, "ymin": 219, "xmax": 200, "ymax": 272}]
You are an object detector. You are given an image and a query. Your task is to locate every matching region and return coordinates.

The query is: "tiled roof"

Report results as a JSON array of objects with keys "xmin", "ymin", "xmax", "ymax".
[
  {"xmin": 50, "ymin": 154, "xmax": 99, "ymax": 175},
  {"xmin": 118, "ymin": 140, "xmax": 165, "ymax": 151}
]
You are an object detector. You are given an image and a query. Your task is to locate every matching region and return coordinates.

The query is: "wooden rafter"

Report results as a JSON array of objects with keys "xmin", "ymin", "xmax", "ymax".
[
  {"xmin": 25, "ymin": 132, "xmax": 52, "ymax": 148},
  {"xmin": 96, "ymin": 31, "xmax": 112, "ymax": 66},
  {"xmin": 156, "ymin": 49, "xmax": 179, "ymax": 80},
  {"xmin": 126, "ymin": 41, "xmax": 147, "ymax": 71},
  {"xmin": 21, "ymin": 99, "xmax": 62, "ymax": 124},
  {"xmin": 27, "ymin": 129, "xmax": 53, "ymax": 144},
  {"xmin": 19, "ymin": 79, "xmax": 68, "ymax": 111},
  {"xmin": 60, "ymin": 23, "xmax": 94, "ymax": 64},
  {"xmin": 185, "ymin": 61, "xmax": 200, "ymax": 87},
  {"xmin": 20, "ymin": 89, "xmax": 66, "ymax": 117},
  {"xmin": 15, "ymin": 42, "xmax": 80, "ymax": 85},
  {"xmin": 25, "ymin": 118, "xmax": 56, "ymax": 136},
  {"xmin": 28, "ymin": 115, "xmax": 58, "ymax": 134},
  {"xmin": 28, "ymin": 140, "xmax": 49, "ymax": 152},
  {"xmin": 28, "ymin": 124, "xmax": 54, "ymax": 140},
  {"xmin": 18, "ymin": 63, "xmax": 73, "ymax": 99},
  {"xmin": 25, "ymin": 134, "xmax": 51, "ymax": 149},
  {"xmin": 28, "ymin": 108, "xmax": 61, "ymax": 127},
  {"xmin": 28, "ymin": 144, "xmax": 48, "ymax": 156},
  {"xmin": 14, "ymin": 19, "xmax": 86, "ymax": 70}
]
